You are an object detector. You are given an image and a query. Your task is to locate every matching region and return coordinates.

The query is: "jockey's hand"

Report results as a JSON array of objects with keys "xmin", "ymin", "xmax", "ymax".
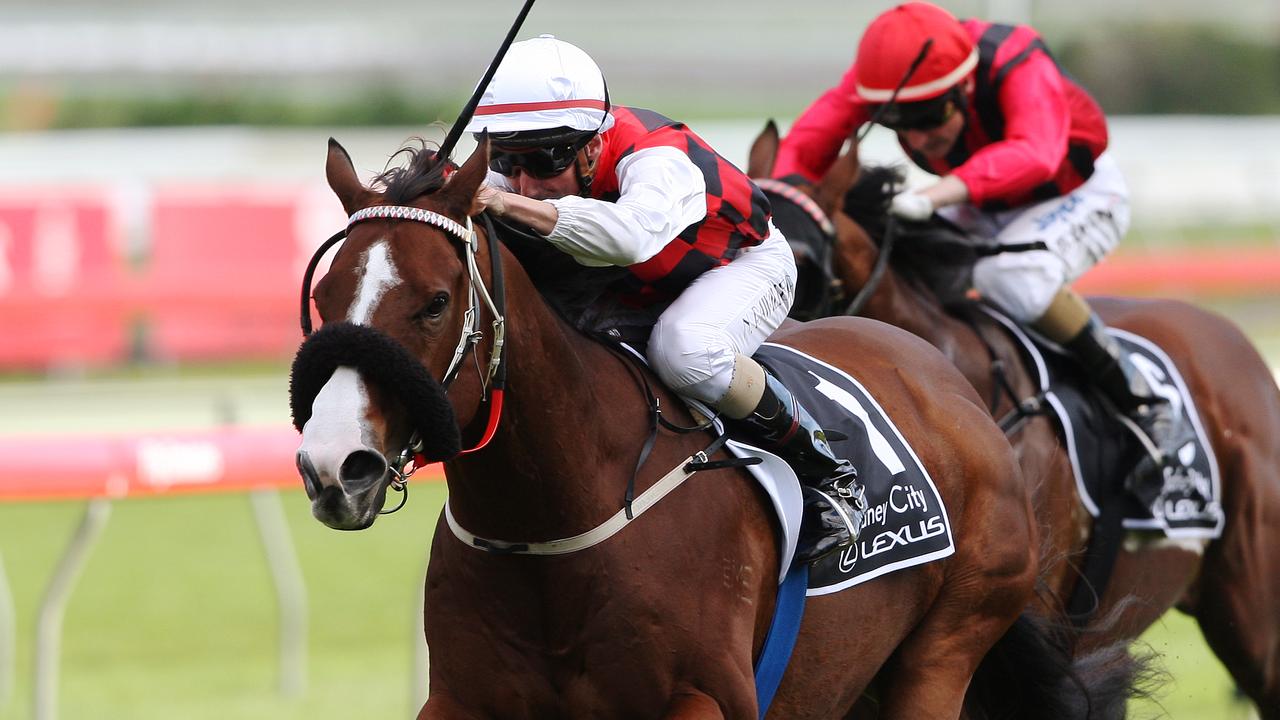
[
  {"xmin": 889, "ymin": 191, "xmax": 934, "ymax": 222},
  {"xmin": 474, "ymin": 185, "xmax": 560, "ymax": 236},
  {"xmin": 476, "ymin": 183, "xmax": 508, "ymax": 216}
]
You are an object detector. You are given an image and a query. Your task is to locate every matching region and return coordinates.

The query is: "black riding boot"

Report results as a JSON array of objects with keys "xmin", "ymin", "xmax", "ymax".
[
  {"xmin": 1063, "ymin": 314, "xmax": 1192, "ymax": 474},
  {"xmin": 732, "ymin": 372, "xmax": 866, "ymax": 564}
]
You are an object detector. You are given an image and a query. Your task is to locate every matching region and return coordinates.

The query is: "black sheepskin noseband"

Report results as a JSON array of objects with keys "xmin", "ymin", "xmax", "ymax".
[{"xmin": 289, "ymin": 321, "xmax": 462, "ymax": 462}]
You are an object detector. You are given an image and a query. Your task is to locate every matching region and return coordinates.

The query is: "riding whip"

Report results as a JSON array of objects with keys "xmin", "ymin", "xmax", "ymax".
[
  {"xmin": 299, "ymin": 0, "xmax": 536, "ymax": 336},
  {"xmin": 436, "ymin": 0, "xmax": 538, "ymax": 162}
]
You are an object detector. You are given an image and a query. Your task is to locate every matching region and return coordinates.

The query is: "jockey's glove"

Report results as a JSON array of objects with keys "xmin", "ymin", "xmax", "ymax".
[{"xmin": 889, "ymin": 191, "xmax": 934, "ymax": 222}]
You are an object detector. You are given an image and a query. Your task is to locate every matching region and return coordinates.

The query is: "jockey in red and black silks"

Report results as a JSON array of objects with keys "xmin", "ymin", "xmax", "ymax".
[
  {"xmin": 466, "ymin": 35, "xmax": 866, "ymax": 564},
  {"xmin": 589, "ymin": 106, "xmax": 772, "ymax": 307},
  {"xmin": 774, "ymin": 1, "xmax": 1191, "ymax": 481}
]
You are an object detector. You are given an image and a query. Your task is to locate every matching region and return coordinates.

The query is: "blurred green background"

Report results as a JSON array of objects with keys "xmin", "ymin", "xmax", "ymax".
[{"xmin": 1, "ymin": 0, "xmax": 1277, "ymax": 718}]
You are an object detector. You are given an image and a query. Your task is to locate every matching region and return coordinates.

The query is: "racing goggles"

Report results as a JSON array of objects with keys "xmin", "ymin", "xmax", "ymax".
[
  {"xmin": 873, "ymin": 89, "xmax": 962, "ymax": 132},
  {"xmin": 490, "ymin": 136, "xmax": 592, "ymax": 179}
]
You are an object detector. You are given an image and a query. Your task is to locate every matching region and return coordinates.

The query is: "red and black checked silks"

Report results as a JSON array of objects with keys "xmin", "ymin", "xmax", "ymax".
[{"xmin": 590, "ymin": 107, "xmax": 772, "ymax": 307}]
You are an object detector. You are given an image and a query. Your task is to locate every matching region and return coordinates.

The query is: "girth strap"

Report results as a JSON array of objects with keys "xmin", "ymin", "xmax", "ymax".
[
  {"xmin": 443, "ymin": 436, "xmax": 729, "ymax": 556},
  {"xmin": 953, "ymin": 303, "xmax": 1048, "ymax": 435}
]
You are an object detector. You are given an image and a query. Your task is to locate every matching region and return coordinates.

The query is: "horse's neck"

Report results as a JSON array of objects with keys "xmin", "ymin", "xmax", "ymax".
[
  {"xmin": 848, "ymin": 239, "xmax": 1011, "ymax": 402},
  {"xmin": 445, "ymin": 244, "xmax": 661, "ymax": 540},
  {"xmin": 845, "ymin": 238, "xmax": 954, "ymax": 343}
]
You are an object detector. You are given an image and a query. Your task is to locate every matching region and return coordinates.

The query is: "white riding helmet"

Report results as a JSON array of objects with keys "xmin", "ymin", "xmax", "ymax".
[{"xmin": 465, "ymin": 35, "xmax": 614, "ymax": 141}]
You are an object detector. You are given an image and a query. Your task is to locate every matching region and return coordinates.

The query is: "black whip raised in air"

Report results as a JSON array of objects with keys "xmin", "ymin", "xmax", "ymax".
[
  {"xmin": 299, "ymin": 0, "xmax": 537, "ymax": 336},
  {"xmin": 436, "ymin": 0, "xmax": 538, "ymax": 162}
]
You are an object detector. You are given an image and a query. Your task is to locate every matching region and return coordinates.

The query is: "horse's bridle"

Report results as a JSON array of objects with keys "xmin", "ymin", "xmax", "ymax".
[
  {"xmin": 753, "ymin": 178, "xmax": 836, "ymax": 239},
  {"xmin": 299, "ymin": 205, "xmax": 509, "ymax": 490},
  {"xmin": 297, "ymin": 203, "xmax": 749, "ymax": 553}
]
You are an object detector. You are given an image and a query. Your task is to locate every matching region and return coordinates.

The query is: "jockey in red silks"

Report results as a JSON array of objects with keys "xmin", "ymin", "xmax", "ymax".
[
  {"xmin": 467, "ymin": 35, "xmax": 865, "ymax": 563},
  {"xmin": 774, "ymin": 2, "xmax": 1185, "ymax": 471}
]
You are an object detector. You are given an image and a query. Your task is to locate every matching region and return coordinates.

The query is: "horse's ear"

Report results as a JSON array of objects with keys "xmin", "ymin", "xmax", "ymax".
[
  {"xmin": 812, "ymin": 138, "xmax": 862, "ymax": 218},
  {"xmin": 441, "ymin": 135, "xmax": 490, "ymax": 218},
  {"xmin": 747, "ymin": 120, "xmax": 780, "ymax": 178},
  {"xmin": 326, "ymin": 138, "xmax": 373, "ymax": 215}
]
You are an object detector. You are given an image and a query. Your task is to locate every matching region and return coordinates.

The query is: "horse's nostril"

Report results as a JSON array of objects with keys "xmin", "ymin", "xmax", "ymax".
[
  {"xmin": 297, "ymin": 451, "xmax": 321, "ymax": 499},
  {"xmin": 340, "ymin": 449, "xmax": 388, "ymax": 491}
]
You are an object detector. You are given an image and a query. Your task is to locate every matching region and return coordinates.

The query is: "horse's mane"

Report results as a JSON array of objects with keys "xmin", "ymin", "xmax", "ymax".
[
  {"xmin": 366, "ymin": 141, "xmax": 655, "ymax": 338},
  {"xmin": 488, "ymin": 218, "xmax": 642, "ymax": 335},
  {"xmin": 358, "ymin": 138, "xmax": 627, "ymax": 331},
  {"xmin": 373, "ymin": 139, "xmax": 451, "ymax": 203},
  {"xmin": 843, "ymin": 164, "xmax": 904, "ymax": 241}
]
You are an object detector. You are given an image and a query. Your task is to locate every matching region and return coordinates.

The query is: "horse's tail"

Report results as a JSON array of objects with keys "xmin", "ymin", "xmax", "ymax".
[{"xmin": 965, "ymin": 602, "xmax": 1164, "ymax": 720}]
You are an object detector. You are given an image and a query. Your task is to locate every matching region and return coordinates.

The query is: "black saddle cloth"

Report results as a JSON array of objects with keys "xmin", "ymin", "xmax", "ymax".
[
  {"xmin": 752, "ymin": 343, "xmax": 956, "ymax": 594},
  {"xmin": 977, "ymin": 305, "xmax": 1223, "ymax": 538}
]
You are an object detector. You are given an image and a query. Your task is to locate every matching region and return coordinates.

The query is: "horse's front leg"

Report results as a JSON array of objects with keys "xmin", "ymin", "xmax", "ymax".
[{"xmin": 662, "ymin": 690, "xmax": 729, "ymax": 719}]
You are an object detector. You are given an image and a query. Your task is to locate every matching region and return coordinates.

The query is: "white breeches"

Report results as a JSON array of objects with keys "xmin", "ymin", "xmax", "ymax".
[
  {"xmin": 939, "ymin": 152, "xmax": 1131, "ymax": 323},
  {"xmin": 648, "ymin": 225, "xmax": 797, "ymax": 405}
]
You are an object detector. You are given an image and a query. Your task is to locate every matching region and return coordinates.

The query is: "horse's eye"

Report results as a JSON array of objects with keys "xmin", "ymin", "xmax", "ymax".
[{"xmin": 418, "ymin": 292, "xmax": 449, "ymax": 320}]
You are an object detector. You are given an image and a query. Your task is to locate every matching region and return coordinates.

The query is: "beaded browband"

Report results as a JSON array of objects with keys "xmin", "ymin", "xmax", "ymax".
[{"xmin": 348, "ymin": 205, "xmax": 471, "ymax": 242}]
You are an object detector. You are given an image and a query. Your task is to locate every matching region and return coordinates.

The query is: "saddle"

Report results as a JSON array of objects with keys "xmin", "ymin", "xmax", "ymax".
[
  {"xmin": 972, "ymin": 304, "xmax": 1224, "ymax": 539},
  {"xmin": 604, "ymin": 335, "xmax": 957, "ymax": 594}
]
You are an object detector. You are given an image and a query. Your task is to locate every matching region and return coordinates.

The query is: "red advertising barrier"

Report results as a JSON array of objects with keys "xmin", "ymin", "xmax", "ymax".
[
  {"xmin": 0, "ymin": 183, "xmax": 344, "ymax": 370},
  {"xmin": 141, "ymin": 186, "xmax": 309, "ymax": 362},
  {"xmin": 0, "ymin": 181, "xmax": 1276, "ymax": 371},
  {"xmin": 0, "ymin": 425, "xmax": 443, "ymax": 502},
  {"xmin": 1076, "ymin": 249, "xmax": 1280, "ymax": 296},
  {"xmin": 0, "ymin": 190, "xmax": 130, "ymax": 367}
]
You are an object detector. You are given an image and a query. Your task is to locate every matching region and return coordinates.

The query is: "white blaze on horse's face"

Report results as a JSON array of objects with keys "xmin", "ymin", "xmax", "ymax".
[
  {"xmin": 296, "ymin": 239, "xmax": 403, "ymax": 529},
  {"xmin": 348, "ymin": 240, "xmax": 401, "ymax": 325},
  {"xmin": 300, "ymin": 366, "xmax": 371, "ymax": 481}
]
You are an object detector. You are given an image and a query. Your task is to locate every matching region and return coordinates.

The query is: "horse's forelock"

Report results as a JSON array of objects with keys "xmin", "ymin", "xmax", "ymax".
[{"xmin": 374, "ymin": 140, "xmax": 454, "ymax": 204}]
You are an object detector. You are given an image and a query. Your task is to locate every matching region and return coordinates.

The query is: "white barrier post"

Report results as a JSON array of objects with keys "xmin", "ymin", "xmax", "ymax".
[
  {"xmin": 223, "ymin": 393, "xmax": 307, "ymax": 698},
  {"xmin": 249, "ymin": 486, "xmax": 309, "ymax": 696},
  {"xmin": 0, "ymin": 550, "xmax": 15, "ymax": 710},
  {"xmin": 34, "ymin": 499, "xmax": 111, "ymax": 720},
  {"xmin": 249, "ymin": 488, "xmax": 308, "ymax": 698}
]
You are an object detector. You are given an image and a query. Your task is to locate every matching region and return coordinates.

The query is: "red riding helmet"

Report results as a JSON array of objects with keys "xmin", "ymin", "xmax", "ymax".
[{"xmin": 854, "ymin": 2, "xmax": 977, "ymax": 103}]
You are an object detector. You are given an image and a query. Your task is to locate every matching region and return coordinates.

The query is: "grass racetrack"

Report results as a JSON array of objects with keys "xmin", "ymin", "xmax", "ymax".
[
  {"xmin": 0, "ymin": 485, "xmax": 448, "ymax": 720},
  {"xmin": 0, "ymin": 484, "xmax": 1263, "ymax": 719}
]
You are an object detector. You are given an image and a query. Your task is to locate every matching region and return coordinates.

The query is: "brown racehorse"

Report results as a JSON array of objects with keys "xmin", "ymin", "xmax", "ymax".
[
  {"xmin": 749, "ymin": 122, "xmax": 1280, "ymax": 717},
  {"xmin": 286, "ymin": 136, "xmax": 1144, "ymax": 718}
]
